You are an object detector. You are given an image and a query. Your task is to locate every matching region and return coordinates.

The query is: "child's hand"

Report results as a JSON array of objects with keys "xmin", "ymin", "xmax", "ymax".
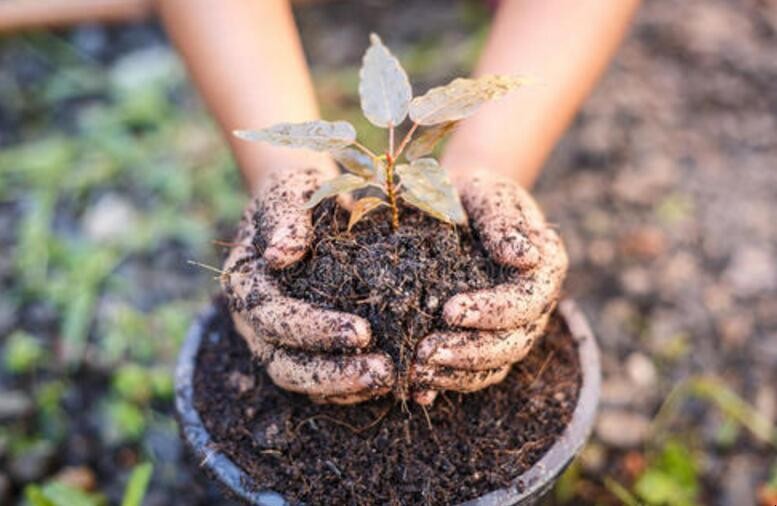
[
  {"xmin": 222, "ymin": 169, "xmax": 395, "ymax": 404},
  {"xmin": 411, "ymin": 172, "xmax": 568, "ymax": 404}
]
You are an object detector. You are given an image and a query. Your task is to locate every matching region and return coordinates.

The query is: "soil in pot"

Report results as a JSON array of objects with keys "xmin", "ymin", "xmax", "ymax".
[{"xmin": 193, "ymin": 299, "xmax": 581, "ymax": 505}]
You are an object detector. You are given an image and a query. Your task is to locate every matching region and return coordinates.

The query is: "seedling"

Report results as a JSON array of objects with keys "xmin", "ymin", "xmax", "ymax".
[{"xmin": 235, "ymin": 34, "xmax": 529, "ymax": 231}]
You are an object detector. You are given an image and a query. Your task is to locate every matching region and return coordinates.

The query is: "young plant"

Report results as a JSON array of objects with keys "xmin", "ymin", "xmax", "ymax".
[{"xmin": 235, "ymin": 34, "xmax": 529, "ymax": 231}]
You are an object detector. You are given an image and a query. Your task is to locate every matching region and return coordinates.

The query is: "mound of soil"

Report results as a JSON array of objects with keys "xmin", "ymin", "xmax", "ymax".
[
  {"xmin": 269, "ymin": 200, "xmax": 519, "ymax": 395},
  {"xmin": 193, "ymin": 300, "xmax": 581, "ymax": 505}
]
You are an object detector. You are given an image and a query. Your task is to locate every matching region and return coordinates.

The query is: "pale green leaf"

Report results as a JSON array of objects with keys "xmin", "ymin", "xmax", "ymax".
[
  {"xmin": 397, "ymin": 158, "xmax": 466, "ymax": 224},
  {"xmin": 302, "ymin": 174, "xmax": 370, "ymax": 209},
  {"xmin": 408, "ymin": 75, "xmax": 529, "ymax": 126},
  {"xmin": 404, "ymin": 121, "xmax": 457, "ymax": 160},
  {"xmin": 359, "ymin": 34, "xmax": 412, "ymax": 128},
  {"xmin": 234, "ymin": 120, "xmax": 356, "ymax": 151},
  {"xmin": 333, "ymin": 147, "xmax": 376, "ymax": 178},
  {"xmin": 348, "ymin": 197, "xmax": 387, "ymax": 231},
  {"xmin": 121, "ymin": 462, "xmax": 153, "ymax": 506}
]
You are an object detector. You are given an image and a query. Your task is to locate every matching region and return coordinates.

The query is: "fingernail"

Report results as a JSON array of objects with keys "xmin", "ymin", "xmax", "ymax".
[
  {"xmin": 498, "ymin": 233, "xmax": 540, "ymax": 269},
  {"xmin": 360, "ymin": 358, "xmax": 394, "ymax": 389},
  {"xmin": 511, "ymin": 240, "xmax": 540, "ymax": 268},
  {"xmin": 415, "ymin": 338, "xmax": 438, "ymax": 363},
  {"xmin": 349, "ymin": 318, "xmax": 372, "ymax": 348},
  {"xmin": 427, "ymin": 346, "xmax": 454, "ymax": 366},
  {"xmin": 443, "ymin": 296, "xmax": 477, "ymax": 327}
]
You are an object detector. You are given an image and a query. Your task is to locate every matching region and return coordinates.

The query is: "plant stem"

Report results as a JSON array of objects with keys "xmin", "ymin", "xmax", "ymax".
[
  {"xmin": 353, "ymin": 141, "xmax": 377, "ymax": 158},
  {"xmin": 384, "ymin": 152, "xmax": 399, "ymax": 231},
  {"xmin": 393, "ymin": 121, "xmax": 419, "ymax": 160}
]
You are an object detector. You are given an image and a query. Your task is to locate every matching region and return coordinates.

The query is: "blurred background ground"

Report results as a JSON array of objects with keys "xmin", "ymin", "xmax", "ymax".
[{"xmin": 0, "ymin": 0, "xmax": 776, "ymax": 505}]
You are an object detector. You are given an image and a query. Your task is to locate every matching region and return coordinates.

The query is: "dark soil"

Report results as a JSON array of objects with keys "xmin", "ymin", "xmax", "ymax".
[
  {"xmin": 270, "ymin": 199, "xmax": 518, "ymax": 395},
  {"xmin": 193, "ymin": 299, "xmax": 581, "ymax": 505}
]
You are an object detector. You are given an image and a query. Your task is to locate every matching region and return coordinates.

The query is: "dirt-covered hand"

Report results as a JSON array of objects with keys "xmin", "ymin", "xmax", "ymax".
[
  {"xmin": 222, "ymin": 171, "xmax": 395, "ymax": 404},
  {"xmin": 411, "ymin": 172, "xmax": 567, "ymax": 404}
]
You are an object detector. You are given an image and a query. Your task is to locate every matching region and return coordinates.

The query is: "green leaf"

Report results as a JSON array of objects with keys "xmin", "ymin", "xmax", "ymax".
[
  {"xmin": 234, "ymin": 120, "xmax": 356, "ymax": 151},
  {"xmin": 409, "ymin": 75, "xmax": 529, "ymax": 125},
  {"xmin": 397, "ymin": 158, "xmax": 466, "ymax": 224},
  {"xmin": 302, "ymin": 174, "xmax": 370, "ymax": 209},
  {"xmin": 3, "ymin": 330, "xmax": 46, "ymax": 374},
  {"xmin": 359, "ymin": 34, "xmax": 412, "ymax": 128},
  {"xmin": 333, "ymin": 147, "xmax": 377, "ymax": 178},
  {"xmin": 25, "ymin": 485, "xmax": 56, "ymax": 506},
  {"xmin": 404, "ymin": 121, "xmax": 457, "ymax": 160},
  {"xmin": 113, "ymin": 364, "xmax": 153, "ymax": 404},
  {"xmin": 634, "ymin": 440, "xmax": 698, "ymax": 506},
  {"xmin": 635, "ymin": 470, "xmax": 693, "ymax": 506},
  {"xmin": 121, "ymin": 462, "xmax": 153, "ymax": 506},
  {"xmin": 348, "ymin": 197, "xmax": 387, "ymax": 231},
  {"xmin": 25, "ymin": 482, "xmax": 105, "ymax": 506}
]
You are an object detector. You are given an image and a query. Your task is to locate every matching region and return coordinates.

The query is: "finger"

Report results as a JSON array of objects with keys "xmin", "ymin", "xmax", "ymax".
[
  {"xmin": 257, "ymin": 168, "xmax": 323, "ymax": 269},
  {"xmin": 460, "ymin": 174, "xmax": 547, "ymax": 269},
  {"xmin": 232, "ymin": 312, "xmax": 272, "ymax": 361},
  {"xmin": 248, "ymin": 297, "xmax": 372, "ymax": 351},
  {"xmin": 265, "ymin": 350, "xmax": 395, "ymax": 398},
  {"xmin": 225, "ymin": 259, "xmax": 372, "ymax": 351},
  {"xmin": 412, "ymin": 389, "xmax": 438, "ymax": 406},
  {"xmin": 234, "ymin": 312, "xmax": 391, "ymax": 399},
  {"xmin": 444, "ymin": 228, "xmax": 567, "ymax": 329},
  {"xmin": 416, "ymin": 315, "xmax": 548, "ymax": 371},
  {"xmin": 412, "ymin": 364, "xmax": 511, "ymax": 393}
]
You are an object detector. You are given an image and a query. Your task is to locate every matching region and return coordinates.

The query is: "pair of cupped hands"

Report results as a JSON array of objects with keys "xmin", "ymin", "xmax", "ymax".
[{"xmin": 221, "ymin": 165, "xmax": 567, "ymax": 406}]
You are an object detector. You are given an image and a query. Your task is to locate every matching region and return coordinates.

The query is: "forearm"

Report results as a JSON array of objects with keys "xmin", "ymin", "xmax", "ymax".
[
  {"xmin": 443, "ymin": 0, "xmax": 640, "ymax": 188},
  {"xmin": 157, "ymin": 0, "xmax": 335, "ymax": 194}
]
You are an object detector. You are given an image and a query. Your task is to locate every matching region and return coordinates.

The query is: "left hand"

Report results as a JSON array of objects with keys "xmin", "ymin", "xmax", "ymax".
[{"xmin": 410, "ymin": 171, "xmax": 568, "ymax": 405}]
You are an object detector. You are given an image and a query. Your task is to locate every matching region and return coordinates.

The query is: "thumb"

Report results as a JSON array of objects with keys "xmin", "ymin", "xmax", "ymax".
[{"xmin": 258, "ymin": 168, "xmax": 324, "ymax": 269}]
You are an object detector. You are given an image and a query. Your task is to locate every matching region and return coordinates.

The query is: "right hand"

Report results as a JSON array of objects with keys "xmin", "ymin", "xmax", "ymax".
[
  {"xmin": 221, "ymin": 168, "xmax": 395, "ymax": 404},
  {"xmin": 410, "ymin": 171, "xmax": 567, "ymax": 405}
]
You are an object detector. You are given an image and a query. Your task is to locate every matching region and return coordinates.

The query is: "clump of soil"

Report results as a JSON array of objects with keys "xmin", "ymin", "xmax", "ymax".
[
  {"xmin": 269, "ymin": 199, "xmax": 518, "ymax": 394},
  {"xmin": 193, "ymin": 299, "xmax": 581, "ymax": 505}
]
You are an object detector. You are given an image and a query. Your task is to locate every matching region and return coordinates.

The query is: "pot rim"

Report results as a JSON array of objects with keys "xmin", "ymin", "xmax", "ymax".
[{"xmin": 175, "ymin": 299, "xmax": 600, "ymax": 506}]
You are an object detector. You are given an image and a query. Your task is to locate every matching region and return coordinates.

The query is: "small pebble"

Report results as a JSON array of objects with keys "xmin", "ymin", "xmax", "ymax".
[
  {"xmin": 723, "ymin": 456, "xmax": 756, "ymax": 506},
  {"xmin": 625, "ymin": 353, "xmax": 657, "ymax": 388},
  {"xmin": 53, "ymin": 466, "xmax": 97, "ymax": 491},
  {"xmin": 0, "ymin": 390, "xmax": 33, "ymax": 421},
  {"xmin": 595, "ymin": 409, "xmax": 650, "ymax": 448}
]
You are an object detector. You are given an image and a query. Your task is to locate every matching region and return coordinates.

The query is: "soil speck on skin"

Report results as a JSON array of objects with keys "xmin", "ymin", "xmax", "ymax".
[
  {"xmin": 268, "ymin": 199, "xmax": 518, "ymax": 395},
  {"xmin": 193, "ymin": 299, "xmax": 581, "ymax": 505}
]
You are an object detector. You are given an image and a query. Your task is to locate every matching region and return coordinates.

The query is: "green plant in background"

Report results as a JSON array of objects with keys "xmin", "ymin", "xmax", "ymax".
[
  {"xmin": 594, "ymin": 374, "xmax": 777, "ymax": 505},
  {"xmin": 120, "ymin": 462, "xmax": 154, "ymax": 506},
  {"xmin": 23, "ymin": 461, "xmax": 152, "ymax": 506},
  {"xmin": 25, "ymin": 481, "xmax": 106, "ymax": 506},
  {"xmin": 3, "ymin": 330, "xmax": 47, "ymax": 374},
  {"xmin": 236, "ymin": 34, "xmax": 530, "ymax": 230},
  {"xmin": 633, "ymin": 440, "xmax": 699, "ymax": 506},
  {"xmin": 0, "ymin": 36, "xmax": 243, "ymax": 503}
]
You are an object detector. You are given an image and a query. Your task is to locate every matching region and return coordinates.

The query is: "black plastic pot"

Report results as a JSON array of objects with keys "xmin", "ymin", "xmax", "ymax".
[{"xmin": 175, "ymin": 299, "xmax": 600, "ymax": 506}]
